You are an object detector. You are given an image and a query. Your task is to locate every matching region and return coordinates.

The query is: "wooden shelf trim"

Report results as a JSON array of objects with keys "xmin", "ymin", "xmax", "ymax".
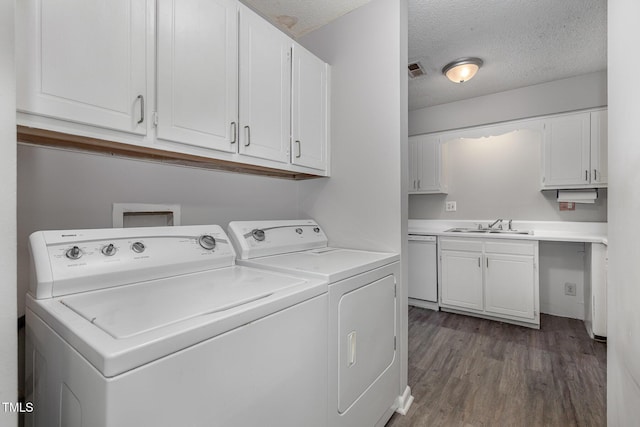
[{"xmin": 17, "ymin": 126, "xmax": 322, "ymax": 180}]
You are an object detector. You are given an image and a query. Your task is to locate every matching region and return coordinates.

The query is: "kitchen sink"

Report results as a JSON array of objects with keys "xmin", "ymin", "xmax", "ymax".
[{"xmin": 445, "ymin": 227, "xmax": 533, "ymax": 235}]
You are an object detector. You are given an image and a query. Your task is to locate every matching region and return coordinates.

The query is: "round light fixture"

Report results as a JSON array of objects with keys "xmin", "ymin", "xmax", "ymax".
[{"xmin": 442, "ymin": 57, "xmax": 483, "ymax": 83}]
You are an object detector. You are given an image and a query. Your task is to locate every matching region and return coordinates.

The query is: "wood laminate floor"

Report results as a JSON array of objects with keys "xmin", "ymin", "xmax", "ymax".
[{"xmin": 386, "ymin": 307, "xmax": 606, "ymax": 427}]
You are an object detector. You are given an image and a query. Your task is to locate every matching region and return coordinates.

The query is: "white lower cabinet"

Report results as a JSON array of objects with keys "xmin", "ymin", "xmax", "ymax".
[
  {"xmin": 440, "ymin": 250, "xmax": 483, "ymax": 311},
  {"xmin": 484, "ymin": 253, "xmax": 536, "ymax": 320},
  {"xmin": 439, "ymin": 237, "xmax": 540, "ymax": 328}
]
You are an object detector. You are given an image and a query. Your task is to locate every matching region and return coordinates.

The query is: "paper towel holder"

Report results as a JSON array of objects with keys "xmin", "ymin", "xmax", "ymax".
[{"xmin": 556, "ymin": 189, "xmax": 599, "ymax": 204}]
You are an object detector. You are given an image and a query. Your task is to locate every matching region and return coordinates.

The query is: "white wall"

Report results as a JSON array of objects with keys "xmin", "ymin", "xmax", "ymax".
[
  {"xmin": 607, "ymin": 0, "xmax": 640, "ymax": 424},
  {"xmin": 297, "ymin": 0, "xmax": 405, "ymax": 253},
  {"xmin": 298, "ymin": 0, "xmax": 409, "ymax": 411},
  {"xmin": 17, "ymin": 144, "xmax": 301, "ymax": 316},
  {"xmin": 539, "ymin": 242, "xmax": 586, "ymax": 320},
  {"xmin": 409, "ymin": 129, "xmax": 608, "ymax": 222},
  {"xmin": 409, "ymin": 71, "xmax": 607, "ymax": 135},
  {"xmin": 0, "ymin": 0, "xmax": 17, "ymax": 425}
]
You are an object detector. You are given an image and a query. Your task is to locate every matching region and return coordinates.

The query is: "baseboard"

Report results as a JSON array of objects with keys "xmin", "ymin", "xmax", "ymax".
[
  {"xmin": 408, "ymin": 298, "xmax": 439, "ymax": 311},
  {"xmin": 395, "ymin": 386, "xmax": 414, "ymax": 416}
]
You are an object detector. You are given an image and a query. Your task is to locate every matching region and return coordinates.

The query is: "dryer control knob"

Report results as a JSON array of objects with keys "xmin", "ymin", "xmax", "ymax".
[
  {"xmin": 251, "ymin": 229, "xmax": 266, "ymax": 241},
  {"xmin": 131, "ymin": 242, "xmax": 146, "ymax": 253},
  {"xmin": 101, "ymin": 243, "xmax": 117, "ymax": 256},
  {"xmin": 65, "ymin": 246, "xmax": 83, "ymax": 260},
  {"xmin": 198, "ymin": 235, "xmax": 216, "ymax": 250}
]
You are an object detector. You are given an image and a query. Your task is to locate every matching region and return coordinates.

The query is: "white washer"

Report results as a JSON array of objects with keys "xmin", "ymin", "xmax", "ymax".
[
  {"xmin": 228, "ymin": 219, "xmax": 402, "ymax": 427},
  {"xmin": 25, "ymin": 225, "xmax": 328, "ymax": 427}
]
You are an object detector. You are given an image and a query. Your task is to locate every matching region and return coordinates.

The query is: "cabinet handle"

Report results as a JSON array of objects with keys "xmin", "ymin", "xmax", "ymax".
[
  {"xmin": 594, "ymin": 169, "xmax": 597, "ymax": 181},
  {"xmin": 295, "ymin": 140, "xmax": 301, "ymax": 158},
  {"xmin": 417, "ymin": 179, "xmax": 421, "ymax": 189},
  {"xmin": 486, "ymin": 258, "xmax": 489, "ymax": 268},
  {"xmin": 136, "ymin": 95, "xmax": 144, "ymax": 124},
  {"xmin": 413, "ymin": 180, "xmax": 416, "ymax": 189},
  {"xmin": 585, "ymin": 170, "xmax": 588, "ymax": 181},
  {"xmin": 244, "ymin": 126, "xmax": 250, "ymax": 147},
  {"xmin": 230, "ymin": 122, "xmax": 237, "ymax": 144},
  {"xmin": 478, "ymin": 257, "xmax": 481, "ymax": 268}
]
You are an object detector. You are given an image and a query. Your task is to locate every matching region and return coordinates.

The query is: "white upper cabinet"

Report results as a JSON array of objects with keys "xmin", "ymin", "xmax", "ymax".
[
  {"xmin": 541, "ymin": 109, "xmax": 608, "ymax": 189},
  {"xmin": 16, "ymin": 0, "xmax": 148, "ymax": 135},
  {"xmin": 16, "ymin": 0, "xmax": 330, "ymax": 177},
  {"xmin": 238, "ymin": 5, "xmax": 291, "ymax": 164},
  {"xmin": 590, "ymin": 109, "xmax": 608, "ymax": 185},
  {"xmin": 408, "ymin": 135, "xmax": 447, "ymax": 194},
  {"xmin": 291, "ymin": 43, "xmax": 329, "ymax": 171},
  {"xmin": 156, "ymin": 0, "xmax": 238, "ymax": 152}
]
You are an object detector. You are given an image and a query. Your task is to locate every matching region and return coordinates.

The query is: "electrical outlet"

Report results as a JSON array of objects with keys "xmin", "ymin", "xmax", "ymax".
[
  {"xmin": 445, "ymin": 201, "xmax": 457, "ymax": 212},
  {"xmin": 564, "ymin": 282, "xmax": 576, "ymax": 296}
]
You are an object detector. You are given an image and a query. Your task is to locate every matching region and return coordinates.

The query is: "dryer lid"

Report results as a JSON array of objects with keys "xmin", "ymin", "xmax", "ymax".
[{"xmin": 240, "ymin": 248, "xmax": 399, "ymax": 283}]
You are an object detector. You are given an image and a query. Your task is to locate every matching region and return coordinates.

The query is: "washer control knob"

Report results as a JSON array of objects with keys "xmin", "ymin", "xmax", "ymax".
[
  {"xmin": 65, "ymin": 246, "xmax": 83, "ymax": 260},
  {"xmin": 295, "ymin": 228, "xmax": 303, "ymax": 234},
  {"xmin": 198, "ymin": 235, "xmax": 216, "ymax": 250},
  {"xmin": 313, "ymin": 227, "xmax": 320, "ymax": 233},
  {"xmin": 251, "ymin": 229, "xmax": 265, "ymax": 241},
  {"xmin": 101, "ymin": 243, "xmax": 117, "ymax": 256},
  {"xmin": 131, "ymin": 242, "xmax": 146, "ymax": 253}
]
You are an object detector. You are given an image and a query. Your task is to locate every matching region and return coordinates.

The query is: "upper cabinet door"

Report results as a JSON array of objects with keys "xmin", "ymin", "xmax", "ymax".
[
  {"xmin": 418, "ymin": 135, "xmax": 445, "ymax": 193},
  {"xmin": 16, "ymin": 0, "xmax": 148, "ymax": 135},
  {"xmin": 291, "ymin": 44, "xmax": 329, "ymax": 172},
  {"xmin": 408, "ymin": 134, "xmax": 447, "ymax": 194},
  {"xmin": 542, "ymin": 112, "xmax": 591, "ymax": 187},
  {"xmin": 408, "ymin": 137, "xmax": 419, "ymax": 192},
  {"xmin": 238, "ymin": 5, "xmax": 291, "ymax": 164},
  {"xmin": 156, "ymin": 0, "xmax": 238, "ymax": 152},
  {"xmin": 590, "ymin": 110, "xmax": 608, "ymax": 185}
]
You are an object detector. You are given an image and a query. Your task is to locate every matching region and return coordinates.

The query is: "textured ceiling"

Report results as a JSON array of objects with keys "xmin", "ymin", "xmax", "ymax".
[
  {"xmin": 241, "ymin": 0, "xmax": 373, "ymax": 36},
  {"xmin": 242, "ymin": 0, "xmax": 607, "ymax": 111}
]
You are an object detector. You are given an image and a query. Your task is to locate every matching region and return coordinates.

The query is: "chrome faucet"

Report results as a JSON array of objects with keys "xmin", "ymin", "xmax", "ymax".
[{"xmin": 488, "ymin": 218, "xmax": 503, "ymax": 229}]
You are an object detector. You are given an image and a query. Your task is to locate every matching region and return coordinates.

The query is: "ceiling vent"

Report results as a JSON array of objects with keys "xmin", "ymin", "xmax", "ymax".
[{"xmin": 408, "ymin": 61, "xmax": 426, "ymax": 78}]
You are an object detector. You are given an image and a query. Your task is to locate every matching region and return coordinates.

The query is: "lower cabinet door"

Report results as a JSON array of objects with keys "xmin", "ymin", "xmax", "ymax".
[
  {"xmin": 440, "ymin": 250, "xmax": 483, "ymax": 311},
  {"xmin": 484, "ymin": 254, "xmax": 535, "ymax": 320}
]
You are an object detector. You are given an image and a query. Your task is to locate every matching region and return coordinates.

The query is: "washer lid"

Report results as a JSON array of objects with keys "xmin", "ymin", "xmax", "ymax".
[
  {"xmin": 240, "ymin": 248, "xmax": 399, "ymax": 283},
  {"xmin": 28, "ymin": 266, "xmax": 327, "ymax": 377},
  {"xmin": 60, "ymin": 267, "xmax": 305, "ymax": 339}
]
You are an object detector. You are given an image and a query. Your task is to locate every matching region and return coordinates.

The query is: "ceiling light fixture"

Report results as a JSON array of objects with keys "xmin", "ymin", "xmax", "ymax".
[{"xmin": 442, "ymin": 57, "xmax": 483, "ymax": 83}]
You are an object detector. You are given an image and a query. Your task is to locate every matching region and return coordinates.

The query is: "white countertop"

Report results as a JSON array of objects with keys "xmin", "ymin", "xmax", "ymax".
[{"xmin": 408, "ymin": 219, "xmax": 608, "ymax": 245}]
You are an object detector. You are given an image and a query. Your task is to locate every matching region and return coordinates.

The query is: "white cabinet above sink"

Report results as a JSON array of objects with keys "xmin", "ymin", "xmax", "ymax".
[{"xmin": 541, "ymin": 109, "xmax": 607, "ymax": 189}]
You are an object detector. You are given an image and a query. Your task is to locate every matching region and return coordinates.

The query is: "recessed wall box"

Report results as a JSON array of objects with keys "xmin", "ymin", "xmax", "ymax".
[{"xmin": 112, "ymin": 203, "xmax": 181, "ymax": 228}]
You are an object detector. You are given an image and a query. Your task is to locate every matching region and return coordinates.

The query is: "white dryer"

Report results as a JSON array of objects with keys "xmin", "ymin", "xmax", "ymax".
[
  {"xmin": 228, "ymin": 219, "xmax": 401, "ymax": 427},
  {"xmin": 25, "ymin": 225, "xmax": 328, "ymax": 427}
]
